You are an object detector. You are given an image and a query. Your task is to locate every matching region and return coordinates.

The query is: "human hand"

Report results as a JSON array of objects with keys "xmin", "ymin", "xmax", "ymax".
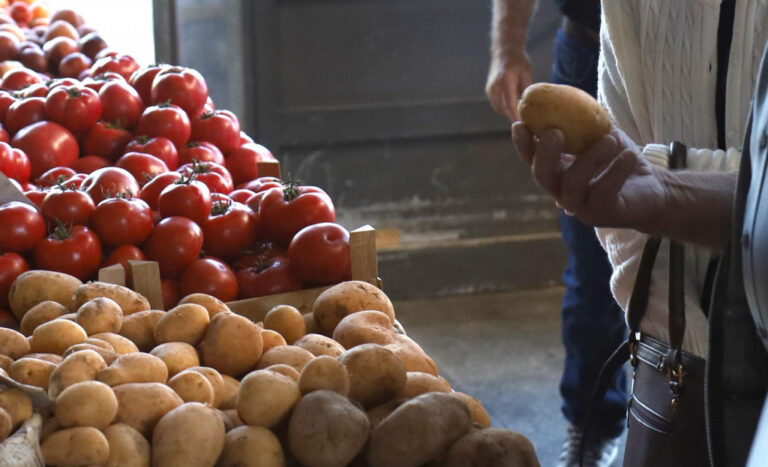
[
  {"xmin": 512, "ymin": 122, "xmax": 667, "ymax": 230},
  {"xmin": 486, "ymin": 51, "xmax": 534, "ymax": 121}
]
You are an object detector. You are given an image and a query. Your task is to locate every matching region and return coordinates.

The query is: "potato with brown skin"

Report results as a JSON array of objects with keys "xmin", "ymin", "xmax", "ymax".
[
  {"xmin": 255, "ymin": 345, "xmax": 314, "ymax": 373},
  {"xmin": 26, "ymin": 353, "xmax": 62, "ymax": 364},
  {"xmin": 152, "ymin": 402, "xmax": 226, "ymax": 467},
  {"xmin": 63, "ymin": 343, "xmax": 118, "ymax": 365},
  {"xmin": 182, "ymin": 366, "xmax": 226, "ymax": 408},
  {"xmin": 312, "ymin": 281, "xmax": 395, "ymax": 336},
  {"xmin": 0, "ymin": 388, "xmax": 33, "ymax": 430},
  {"xmin": 265, "ymin": 364, "xmax": 300, "ymax": 382},
  {"xmin": 71, "ymin": 281, "xmax": 150, "ymax": 316},
  {"xmin": 221, "ymin": 409, "xmax": 244, "ymax": 430},
  {"xmin": 119, "ymin": 309, "xmax": 165, "ymax": 351},
  {"xmin": 260, "ymin": 329, "xmax": 287, "ymax": 353},
  {"xmin": 103, "ymin": 423, "xmax": 151, "ymax": 467},
  {"xmin": 294, "ymin": 333, "xmax": 346, "ymax": 357},
  {"xmin": 332, "ymin": 310, "xmax": 395, "ymax": 349},
  {"xmin": 237, "ymin": 369, "xmax": 300, "ymax": 428},
  {"xmin": 55, "ymin": 381, "xmax": 118, "ymax": 429},
  {"xmin": 0, "ymin": 407, "xmax": 11, "ymax": 442},
  {"xmin": 48, "ymin": 349, "xmax": 107, "ymax": 398},
  {"xmin": 8, "ymin": 270, "xmax": 81, "ymax": 320},
  {"xmin": 0, "ymin": 354, "xmax": 12, "ymax": 371},
  {"xmin": 113, "ymin": 382, "xmax": 184, "ymax": 436},
  {"xmin": 41, "ymin": 426, "xmax": 110, "ymax": 466},
  {"xmin": 0, "ymin": 327, "xmax": 29, "ymax": 359},
  {"xmin": 59, "ymin": 312, "xmax": 77, "ymax": 321},
  {"xmin": 289, "ymin": 390, "xmax": 369, "ymax": 467},
  {"xmin": 150, "ymin": 342, "xmax": 199, "ymax": 377},
  {"xmin": 219, "ymin": 375, "xmax": 240, "ymax": 410},
  {"xmin": 90, "ymin": 332, "xmax": 139, "ymax": 354},
  {"xmin": 219, "ymin": 425, "xmax": 284, "ymax": 467},
  {"xmin": 9, "ymin": 357, "xmax": 56, "ymax": 390},
  {"xmin": 366, "ymin": 399, "xmax": 406, "ymax": 428},
  {"xmin": 303, "ymin": 311, "xmax": 320, "ymax": 334},
  {"xmin": 397, "ymin": 372, "xmax": 451, "ymax": 400},
  {"xmin": 75, "ymin": 297, "xmax": 123, "ymax": 335},
  {"xmin": 339, "ymin": 343, "xmax": 406, "ymax": 408},
  {"xmin": 154, "ymin": 303, "xmax": 210, "ymax": 345},
  {"xmin": 450, "ymin": 392, "xmax": 491, "ymax": 428},
  {"xmin": 97, "ymin": 353, "xmax": 169, "ymax": 386},
  {"xmin": 201, "ymin": 312, "xmax": 263, "ymax": 377},
  {"xmin": 367, "ymin": 392, "xmax": 473, "ymax": 467},
  {"xmin": 264, "ymin": 304, "xmax": 306, "ymax": 344},
  {"xmin": 384, "ymin": 334, "xmax": 438, "ymax": 376},
  {"xmin": 178, "ymin": 293, "xmax": 229, "ymax": 318},
  {"xmin": 30, "ymin": 319, "xmax": 87, "ymax": 355},
  {"xmin": 298, "ymin": 355, "xmax": 350, "ymax": 396},
  {"xmin": 41, "ymin": 416, "xmax": 61, "ymax": 442},
  {"xmin": 519, "ymin": 82, "xmax": 611, "ymax": 155},
  {"xmin": 19, "ymin": 300, "xmax": 67, "ymax": 336},
  {"xmin": 441, "ymin": 428, "xmax": 540, "ymax": 467},
  {"xmin": 167, "ymin": 371, "xmax": 214, "ymax": 405}
]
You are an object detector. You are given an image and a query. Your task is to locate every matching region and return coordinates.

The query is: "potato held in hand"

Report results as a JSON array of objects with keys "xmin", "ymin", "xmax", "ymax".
[{"xmin": 519, "ymin": 83, "xmax": 611, "ymax": 154}]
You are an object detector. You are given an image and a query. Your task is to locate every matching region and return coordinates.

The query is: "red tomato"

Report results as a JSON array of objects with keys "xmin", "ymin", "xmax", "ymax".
[
  {"xmin": 42, "ymin": 36, "xmax": 78, "ymax": 69},
  {"xmin": 58, "ymin": 52, "xmax": 92, "ymax": 78},
  {"xmin": 81, "ymin": 71, "xmax": 124, "ymax": 93},
  {"xmin": 239, "ymin": 131, "xmax": 254, "ymax": 145},
  {"xmin": 139, "ymin": 171, "xmax": 181, "ymax": 211},
  {"xmin": 11, "ymin": 121, "xmax": 79, "ymax": 179},
  {"xmin": 157, "ymin": 175, "xmax": 212, "ymax": 226},
  {"xmin": 19, "ymin": 46, "xmax": 47, "ymax": 73},
  {"xmin": 288, "ymin": 223, "xmax": 351, "ymax": 285},
  {"xmin": 35, "ymin": 166, "xmax": 76, "ymax": 187},
  {"xmin": 35, "ymin": 224, "xmax": 102, "ymax": 280},
  {"xmin": 99, "ymin": 80, "xmax": 143, "ymax": 129},
  {"xmin": 1, "ymin": 68, "xmax": 41, "ymax": 90},
  {"xmin": 101, "ymin": 244, "xmax": 146, "ymax": 271},
  {"xmin": 91, "ymin": 196, "xmax": 154, "ymax": 246},
  {"xmin": 125, "ymin": 135, "xmax": 178, "ymax": 170},
  {"xmin": 40, "ymin": 187, "xmax": 95, "ymax": 226},
  {"xmin": 225, "ymin": 143, "xmax": 275, "ymax": 186},
  {"xmin": 180, "ymin": 257, "xmax": 237, "ymax": 302},
  {"xmin": 177, "ymin": 141, "xmax": 224, "ymax": 166},
  {"xmin": 229, "ymin": 189, "xmax": 255, "ymax": 204},
  {"xmin": 0, "ymin": 123, "xmax": 10, "ymax": 143},
  {"xmin": 79, "ymin": 32, "xmax": 107, "ymax": 60},
  {"xmin": 60, "ymin": 173, "xmax": 87, "ymax": 189},
  {"xmin": 0, "ymin": 252, "xmax": 28, "ymax": 309},
  {"xmin": 70, "ymin": 155, "xmax": 110, "ymax": 174},
  {"xmin": 258, "ymin": 185, "xmax": 336, "ymax": 245},
  {"xmin": 190, "ymin": 110, "xmax": 240, "ymax": 154},
  {"xmin": 0, "ymin": 31, "xmax": 20, "ymax": 62},
  {"xmin": 12, "ymin": 148, "xmax": 29, "ymax": 182},
  {"xmin": 136, "ymin": 103, "xmax": 190, "ymax": 147},
  {"xmin": 10, "ymin": 2, "xmax": 32, "ymax": 25},
  {"xmin": 235, "ymin": 255, "xmax": 302, "ymax": 299},
  {"xmin": 81, "ymin": 120, "xmax": 132, "ymax": 160},
  {"xmin": 90, "ymin": 54, "xmax": 139, "ymax": 81},
  {"xmin": 151, "ymin": 67, "xmax": 208, "ymax": 116},
  {"xmin": 144, "ymin": 216, "xmax": 203, "ymax": 279},
  {"xmin": 5, "ymin": 97, "xmax": 46, "ymax": 134},
  {"xmin": 23, "ymin": 188, "xmax": 48, "ymax": 209},
  {"xmin": 210, "ymin": 193, "xmax": 231, "ymax": 205},
  {"xmin": 45, "ymin": 78, "xmax": 80, "ymax": 92},
  {"xmin": 177, "ymin": 160, "xmax": 233, "ymax": 194},
  {"xmin": 115, "ymin": 152, "xmax": 169, "ymax": 186},
  {"xmin": 161, "ymin": 278, "xmax": 180, "ymax": 309},
  {"xmin": 129, "ymin": 64, "xmax": 170, "ymax": 106},
  {"xmin": 0, "ymin": 141, "xmax": 17, "ymax": 180},
  {"xmin": 45, "ymin": 85, "xmax": 102, "ymax": 133},
  {"xmin": 17, "ymin": 82, "xmax": 47, "ymax": 99},
  {"xmin": 81, "ymin": 167, "xmax": 141, "ymax": 204},
  {"xmin": 0, "ymin": 90, "xmax": 16, "ymax": 120},
  {"xmin": 203, "ymin": 200, "xmax": 258, "ymax": 261},
  {"xmin": 237, "ymin": 176, "xmax": 283, "ymax": 193}
]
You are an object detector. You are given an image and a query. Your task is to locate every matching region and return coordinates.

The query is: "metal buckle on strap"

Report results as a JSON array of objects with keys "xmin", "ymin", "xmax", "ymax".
[
  {"xmin": 628, "ymin": 332, "xmax": 640, "ymax": 367},
  {"xmin": 666, "ymin": 361, "xmax": 685, "ymax": 408}
]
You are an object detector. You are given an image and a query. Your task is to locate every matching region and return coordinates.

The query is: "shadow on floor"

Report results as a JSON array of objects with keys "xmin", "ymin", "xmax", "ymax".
[{"xmin": 394, "ymin": 286, "xmax": 626, "ymax": 467}]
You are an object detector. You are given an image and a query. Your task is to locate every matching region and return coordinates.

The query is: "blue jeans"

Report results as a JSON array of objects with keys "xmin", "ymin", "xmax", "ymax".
[{"xmin": 551, "ymin": 27, "xmax": 628, "ymax": 437}]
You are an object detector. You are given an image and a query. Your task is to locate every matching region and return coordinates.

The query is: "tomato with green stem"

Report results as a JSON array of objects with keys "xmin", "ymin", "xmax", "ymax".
[
  {"xmin": 157, "ymin": 174, "xmax": 211, "ymax": 225},
  {"xmin": 90, "ymin": 196, "xmax": 154, "ymax": 247},
  {"xmin": 40, "ymin": 186, "xmax": 95, "ymax": 227},
  {"xmin": 82, "ymin": 120, "xmax": 133, "ymax": 160},
  {"xmin": 235, "ymin": 255, "xmax": 302, "ymax": 299},
  {"xmin": 44, "ymin": 84, "xmax": 102, "ymax": 133},
  {"xmin": 124, "ymin": 135, "xmax": 178, "ymax": 170},
  {"xmin": 258, "ymin": 184, "xmax": 336, "ymax": 245},
  {"xmin": 144, "ymin": 216, "xmax": 203, "ymax": 279},
  {"xmin": 34, "ymin": 224, "xmax": 102, "ymax": 280},
  {"xmin": 179, "ymin": 257, "xmax": 238, "ymax": 302},
  {"xmin": 202, "ymin": 199, "xmax": 258, "ymax": 261}
]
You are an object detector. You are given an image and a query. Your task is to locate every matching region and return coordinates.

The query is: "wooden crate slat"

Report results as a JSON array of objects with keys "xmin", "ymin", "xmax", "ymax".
[
  {"xmin": 98, "ymin": 264, "xmax": 127, "ymax": 287},
  {"xmin": 350, "ymin": 225, "xmax": 379, "ymax": 286},
  {"xmin": 128, "ymin": 260, "xmax": 164, "ymax": 310},
  {"xmin": 257, "ymin": 160, "xmax": 282, "ymax": 179},
  {"xmin": 227, "ymin": 285, "xmax": 330, "ymax": 323}
]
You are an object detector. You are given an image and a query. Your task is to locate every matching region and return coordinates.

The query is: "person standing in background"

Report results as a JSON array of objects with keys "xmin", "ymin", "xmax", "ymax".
[{"xmin": 486, "ymin": 1, "xmax": 627, "ymax": 466}]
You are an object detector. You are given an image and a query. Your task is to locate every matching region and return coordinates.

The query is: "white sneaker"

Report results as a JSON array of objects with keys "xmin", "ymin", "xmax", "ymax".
[{"xmin": 555, "ymin": 425, "xmax": 620, "ymax": 467}]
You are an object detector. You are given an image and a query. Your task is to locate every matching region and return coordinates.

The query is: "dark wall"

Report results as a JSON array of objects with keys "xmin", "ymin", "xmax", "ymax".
[{"xmin": 158, "ymin": 0, "xmax": 566, "ymax": 299}]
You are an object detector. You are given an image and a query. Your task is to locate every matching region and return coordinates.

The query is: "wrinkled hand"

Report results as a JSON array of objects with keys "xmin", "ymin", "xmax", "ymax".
[
  {"xmin": 512, "ymin": 122, "xmax": 667, "ymax": 230},
  {"xmin": 486, "ymin": 52, "xmax": 534, "ymax": 121}
]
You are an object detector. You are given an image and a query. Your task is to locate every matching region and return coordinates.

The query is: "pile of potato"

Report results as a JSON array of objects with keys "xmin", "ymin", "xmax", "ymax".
[{"xmin": 0, "ymin": 270, "xmax": 539, "ymax": 467}]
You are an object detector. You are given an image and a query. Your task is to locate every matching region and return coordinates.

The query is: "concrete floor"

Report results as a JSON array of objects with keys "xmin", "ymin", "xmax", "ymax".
[{"xmin": 394, "ymin": 286, "xmax": 626, "ymax": 467}]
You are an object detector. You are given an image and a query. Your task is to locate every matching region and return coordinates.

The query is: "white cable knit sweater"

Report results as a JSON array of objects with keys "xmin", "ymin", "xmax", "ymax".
[{"xmin": 597, "ymin": 0, "xmax": 768, "ymax": 357}]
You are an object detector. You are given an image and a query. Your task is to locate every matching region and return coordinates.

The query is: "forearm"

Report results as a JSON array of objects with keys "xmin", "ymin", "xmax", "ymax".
[{"xmin": 490, "ymin": 0, "xmax": 536, "ymax": 63}]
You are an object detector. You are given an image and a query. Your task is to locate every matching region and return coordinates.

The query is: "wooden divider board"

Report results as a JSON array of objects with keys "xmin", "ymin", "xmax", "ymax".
[
  {"xmin": 257, "ymin": 160, "xmax": 281, "ymax": 179},
  {"xmin": 97, "ymin": 260, "xmax": 164, "ymax": 310}
]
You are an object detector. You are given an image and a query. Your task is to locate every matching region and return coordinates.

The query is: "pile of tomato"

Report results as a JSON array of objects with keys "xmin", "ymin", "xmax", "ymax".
[{"xmin": 0, "ymin": 1, "xmax": 353, "ymax": 311}]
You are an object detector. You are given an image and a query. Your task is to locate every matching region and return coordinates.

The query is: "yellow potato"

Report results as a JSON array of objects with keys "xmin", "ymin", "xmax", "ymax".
[
  {"xmin": 219, "ymin": 375, "xmax": 239, "ymax": 410},
  {"xmin": 302, "ymin": 311, "xmax": 320, "ymax": 334},
  {"xmin": 103, "ymin": 423, "xmax": 151, "ymax": 467},
  {"xmin": 0, "ymin": 327, "xmax": 29, "ymax": 359},
  {"xmin": 75, "ymin": 297, "xmax": 123, "ymax": 335},
  {"xmin": 178, "ymin": 293, "xmax": 230, "ymax": 318},
  {"xmin": 9, "ymin": 357, "xmax": 56, "ymax": 390},
  {"xmin": 0, "ymin": 388, "xmax": 33, "ymax": 430},
  {"xmin": 152, "ymin": 402, "xmax": 226, "ymax": 467},
  {"xmin": 150, "ymin": 342, "xmax": 199, "ymax": 377},
  {"xmin": 298, "ymin": 355, "xmax": 350, "ymax": 396},
  {"xmin": 218, "ymin": 425, "xmax": 284, "ymax": 467},
  {"xmin": 97, "ymin": 353, "xmax": 169, "ymax": 386},
  {"xmin": 201, "ymin": 312, "xmax": 263, "ymax": 377},
  {"xmin": 30, "ymin": 319, "xmax": 87, "ymax": 355},
  {"xmin": 313, "ymin": 281, "xmax": 395, "ymax": 335},
  {"xmin": 519, "ymin": 82, "xmax": 612, "ymax": 154},
  {"xmin": 339, "ymin": 343, "xmax": 406, "ymax": 408},
  {"xmin": 366, "ymin": 399, "xmax": 406, "ymax": 428},
  {"xmin": 113, "ymin": 382, "xmax": 184, "ymax": 436},
  {"xmin": 71, "ymin": 281, "xmax": 150, "ymax": 316},
  {"xmin": 260, "ymin": 329, "xmax": 286, "ymax": 353},
  {"xmin": 19, "ymin": 300, "xmax": 67, "ymax": 336},
  {"xmin": 0, "ymin": 407, "xmax": 11, "ymax": 442},
  {"xmin": 90, "ymin": 332, "xmax": 139, "ymax": 354},
  {"xmin": 220, "ymin": 409, "xmax": 244, "ymax": 431},
  {"xmin": 384, "ymin": 334, "xmax": 439, "ymax": 376},
  {"xmin": 441, "ymin": 428, "xmax": 539, "ymax": 467},
  {"xmin": 25, "ymin": 353, "xmax": 62, "ymax": 364},
  {"xmin": 397, "ymin": 372, "xmax": 451, "ymax": 399},
  {"xmin": 332, "ymin": 310, "xmax": 396, "ymax": 349},
  {"xmin": 450, "ymin": 392, "xmax": 491, "ymax": 428},
  {"xmin": 154, "ymin": 303, "xmax": 210, "ymax": 345},
  {"xmin": 182, "ymin": 366, "xmax": 226, "ymax": 408},
  {"xmin": 0, "ymin": 354, "xmax": 11, "ymax": 371},
  {"xmin": 118, "ymin": 309, "xmax": 165, "ymax": 351},
  {"xmin": 255, "ymin": 345, "xmax": 314, "ymax": 373},
  {"xmin": 41, "ymin": 426, "xmax": 110, "ymax": 466},
  {"xmin": 63, "ymin": 342, "xmax": 118, "ymax": 365},
  {"xmin": 8, "ymin": 270, "xmax": 81, "ymax": 320},
  {"xmin": 48, "ymin": 349, "xmax": 107, "ymax": 398},
  {"xmin": 265, "ymin": 364, "xmax": 300, "ymax": 382},
  {"xmin": 264, "ymin": 304, "xmax": 305, "ymax": 344},
  {"xmin": 237, "ymin": 370, "xmax": 300, "ymax": 428},
  {"xmin": 55, "ymin": 381, "xmax": 118, "ymax": 429},
  {"xmin": 167, "ymin": 371, "xmax": 214, "ymax": 405}
]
